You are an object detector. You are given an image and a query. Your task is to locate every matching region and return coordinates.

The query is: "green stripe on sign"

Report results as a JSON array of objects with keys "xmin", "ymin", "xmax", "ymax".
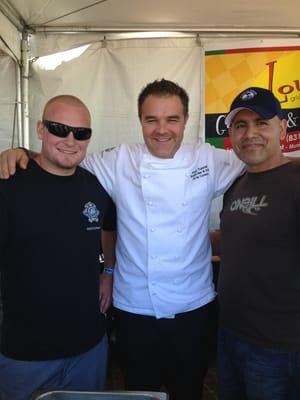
[{"xmin": 205, "ymin": 50, "xmax": 226, "ymax": 56}]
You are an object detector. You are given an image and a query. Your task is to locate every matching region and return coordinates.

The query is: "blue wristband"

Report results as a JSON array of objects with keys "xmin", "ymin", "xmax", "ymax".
[{"xmin": 103, "ymin": 267, "xmax": 114, "ymax": 275}]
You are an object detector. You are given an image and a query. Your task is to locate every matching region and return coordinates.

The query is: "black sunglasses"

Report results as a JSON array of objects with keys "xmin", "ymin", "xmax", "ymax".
[{"xmin": 43, "ymin": 120, "xmax": 92, "ymax": 141}]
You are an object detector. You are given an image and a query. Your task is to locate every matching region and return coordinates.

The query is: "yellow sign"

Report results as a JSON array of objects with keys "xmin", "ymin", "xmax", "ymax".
[{"xmin": 205, "ymin": 46, "xmax": 300, "ymax": 153}]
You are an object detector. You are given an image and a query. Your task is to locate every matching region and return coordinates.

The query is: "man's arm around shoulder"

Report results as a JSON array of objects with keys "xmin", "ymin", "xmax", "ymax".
[{"xmin": 0, "ymin": 148, "xmax": 38, "ymax": 179}]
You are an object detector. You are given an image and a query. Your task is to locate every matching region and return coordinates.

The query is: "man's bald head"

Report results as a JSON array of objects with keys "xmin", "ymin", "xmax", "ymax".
[{"xmin": 42, "ymin": 95, "xmax": 91, "ymax": 127}]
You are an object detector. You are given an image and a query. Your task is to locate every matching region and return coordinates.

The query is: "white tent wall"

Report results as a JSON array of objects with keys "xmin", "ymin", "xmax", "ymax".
[
  {"xmin": 0, "ymin": 53, "xmax": 18, "ymax": 151},
  {"xmin": 30, "ymin": 32, "xmax": 106, "ymax": 58},
  {"xmin": 28, "ymin": 35, "xmax": 300, "ymax": 153},
  {"xmin": 29, "ymin": 37, "xmax": 203, "ymax": 152}
]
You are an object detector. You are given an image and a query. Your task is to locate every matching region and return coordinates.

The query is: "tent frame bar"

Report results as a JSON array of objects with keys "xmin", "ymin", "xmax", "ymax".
[{"xmin": 31, "ymin": 27, "xmax": 300, "ymax": 37}]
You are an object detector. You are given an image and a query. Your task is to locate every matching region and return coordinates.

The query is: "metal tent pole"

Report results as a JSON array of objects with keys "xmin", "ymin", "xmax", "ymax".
[{"xmin": 21, "ymin": 31, "xmax": 30, "ymax": 148}]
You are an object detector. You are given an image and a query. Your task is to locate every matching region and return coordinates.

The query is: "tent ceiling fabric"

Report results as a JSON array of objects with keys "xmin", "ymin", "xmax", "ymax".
[
  {"xmin": 5, "ymin": 0, "xmax": 300, "ymax": 33},
  {"xmin": 0, "ymin": 9, "xmax": 20, "ymax": 59}
]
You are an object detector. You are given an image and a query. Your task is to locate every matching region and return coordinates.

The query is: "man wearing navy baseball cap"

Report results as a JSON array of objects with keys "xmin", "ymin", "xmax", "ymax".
[
  {"xmin": 217, "ymin": 87, "xmax": 300, "ymax": 399},
  {"xmin": 225, "ymin": 87, "xmax": 284, "ymax": 128}
]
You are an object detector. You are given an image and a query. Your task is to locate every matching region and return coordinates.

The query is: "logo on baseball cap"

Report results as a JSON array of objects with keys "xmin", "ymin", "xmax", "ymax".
[{"xmin": 225, "ymin": 87, "xmax": 284, "ymax": 128}]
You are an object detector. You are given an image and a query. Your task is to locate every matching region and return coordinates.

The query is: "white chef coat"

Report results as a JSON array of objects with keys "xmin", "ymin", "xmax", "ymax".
[{"xmin": 82, "ymin": 142, "xmax": 244, "ymax": 318}]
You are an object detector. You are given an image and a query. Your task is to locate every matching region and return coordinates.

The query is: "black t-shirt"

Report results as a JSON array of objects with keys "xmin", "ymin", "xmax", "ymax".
[
  {"xmin": 0, "ymin": 160, "xmax": 115, "ymax": 360},
  {"xmin": 218, "ymin": 162, "xmax": 300, "ymax": 351}
]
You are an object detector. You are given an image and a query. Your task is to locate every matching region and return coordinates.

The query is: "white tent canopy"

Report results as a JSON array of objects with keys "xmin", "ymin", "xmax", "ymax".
[{"xmin": 2, "ymin": 0, "xmax": 300, "ymax": 35}]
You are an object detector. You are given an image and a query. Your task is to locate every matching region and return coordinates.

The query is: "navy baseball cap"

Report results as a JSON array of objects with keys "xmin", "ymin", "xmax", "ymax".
[{"xmin": 225, "ymin": 87, "xmax": 284, "ymax": 128}]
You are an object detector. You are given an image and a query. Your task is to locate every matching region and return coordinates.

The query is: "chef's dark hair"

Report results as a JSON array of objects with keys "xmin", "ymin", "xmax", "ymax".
[{"xmin": 138, "ymin": 78, "xmax": 189, "ymax": 119}]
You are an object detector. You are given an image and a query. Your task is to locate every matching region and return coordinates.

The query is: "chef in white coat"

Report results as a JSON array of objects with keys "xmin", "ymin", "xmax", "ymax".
[{"xmin": 82, "ymin": 79, "xmax": 244, "ymax": 400}]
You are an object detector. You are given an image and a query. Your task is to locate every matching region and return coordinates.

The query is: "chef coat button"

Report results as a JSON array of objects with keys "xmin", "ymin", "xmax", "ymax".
[
  {"xmin": 150, "ymin": 227, "xmax": 155, "ymax": 232},
  {"xmin": 182, "ymin": 201, "xmax": 187, "ymax": 206},
  {"xmin": 143, "ymin": 174, "xmax": 149, "ymax": 179},
  {"xmin": 147, "ymin": 201, "xmax": 153, "ymax": 206}
]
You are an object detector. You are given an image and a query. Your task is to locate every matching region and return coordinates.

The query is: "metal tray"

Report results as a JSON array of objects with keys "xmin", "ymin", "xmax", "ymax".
[{"xmin": 32, "ymin": 390, "xmax": 168, "ymax": 400}]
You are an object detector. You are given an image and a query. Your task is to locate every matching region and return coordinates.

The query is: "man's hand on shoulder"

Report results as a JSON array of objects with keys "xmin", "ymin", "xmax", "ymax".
[{"xmin": 0, "ymin": 148, "xmax": 29, "ymax": 179}]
